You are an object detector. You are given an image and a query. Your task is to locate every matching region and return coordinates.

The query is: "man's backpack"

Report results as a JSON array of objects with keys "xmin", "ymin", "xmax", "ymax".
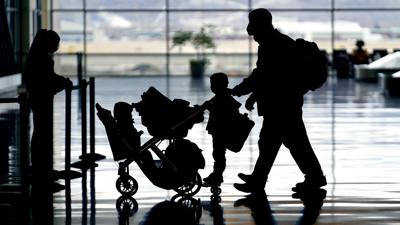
[{"xmin": 295, "ymin": 38, "xmax": 328, "ymax": 92}]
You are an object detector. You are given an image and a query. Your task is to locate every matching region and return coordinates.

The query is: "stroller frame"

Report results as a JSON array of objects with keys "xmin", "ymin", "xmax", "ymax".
[{"xmin": 97, "ymin": 99, "xmax": 210, "ymax": 197}]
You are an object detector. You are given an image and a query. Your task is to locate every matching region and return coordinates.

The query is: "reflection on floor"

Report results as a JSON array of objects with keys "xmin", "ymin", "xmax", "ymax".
[{"xmin": 2, "ymin": 76, "xmax": 400, "ymax": 225}]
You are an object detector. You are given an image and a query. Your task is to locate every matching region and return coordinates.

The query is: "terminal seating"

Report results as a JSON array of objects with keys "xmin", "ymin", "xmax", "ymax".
[{"xmin": 378, "ymin": 71, "xmax": 400, "ymax": 97}]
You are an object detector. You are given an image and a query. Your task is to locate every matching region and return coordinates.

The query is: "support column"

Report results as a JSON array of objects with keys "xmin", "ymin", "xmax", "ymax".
[
  {"xmin": 19, "ymin": 0, "xmax": 30, "ymax": 81},
  {"xmin": 41, "ymin": 0, "xmax": 50, "ymax": 29}
]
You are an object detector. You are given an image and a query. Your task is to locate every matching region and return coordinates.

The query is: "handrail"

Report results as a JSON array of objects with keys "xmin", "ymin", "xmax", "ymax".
[{"xmin": 0, "ymin": 97, "xmax": 19, "ymax": 103}]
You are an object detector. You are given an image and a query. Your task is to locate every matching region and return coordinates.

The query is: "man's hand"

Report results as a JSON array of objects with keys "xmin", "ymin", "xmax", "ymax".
[
  {"xmin": 245, "ymin": 98, "xmax": 255, "ymax": 111},
  {"xmin": 230, "ymin": 87, "xmax": 240, "ymax": 96}
]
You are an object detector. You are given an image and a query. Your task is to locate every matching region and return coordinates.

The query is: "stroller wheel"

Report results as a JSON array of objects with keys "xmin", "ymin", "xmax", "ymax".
[
  {"xmin": 116, "ymin": 175, "xmax": 138, "ymax": 196},
  {"xmin": 174, "ymin": 173, "xmax": 202, "ymax": 197},
  {"xmin": 116, "ymin": 195, "xmax": 138, "ymax": 216},
  {"xmin": 211, "ymin": 186, "xmax": 222, "ymax": 195}
]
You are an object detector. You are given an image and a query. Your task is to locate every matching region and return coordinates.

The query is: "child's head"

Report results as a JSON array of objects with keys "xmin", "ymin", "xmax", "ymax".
[
  {"xmin": 114, "ymin": 102, "xmax": 134, "ymax": 123},
  {"xmin": 210, "ymin": 72, "xmax": 228, "ymax": 94}
]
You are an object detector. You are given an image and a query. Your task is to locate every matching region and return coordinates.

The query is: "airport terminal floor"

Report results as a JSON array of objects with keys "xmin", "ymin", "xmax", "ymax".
[{"xmin": 4, "ymin": 75, "xmax": 400, "ymax": 224}]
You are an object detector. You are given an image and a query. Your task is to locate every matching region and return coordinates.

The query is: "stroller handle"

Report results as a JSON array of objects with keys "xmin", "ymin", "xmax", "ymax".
[{"xmin": 169, "ymin": 96, "xmax": 215, "ymax": 132}]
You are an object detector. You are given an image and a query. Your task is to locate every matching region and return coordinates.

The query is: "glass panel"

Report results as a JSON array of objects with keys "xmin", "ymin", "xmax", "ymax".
[
  {"xmin": 253, "ymin": 0, "xmax": 331, "ymax": 9},
  {"xmin": 172, "ymin": 53, "xmax": 252, "ymax": 76},
  {"xmin": 170, "ymin": 0, "xmax": 248, "ymax": 9},
  {"xmin": 86, "ymin": 12, "xmax": 166, "ymax": 53},
  {"xmin": 335, "ymin": 0, "xmax": 400, "ymax": 9},
  {"xmin": 52, "ymin": 0, "xmax": 83, "ymax": 9},
  {"xmin": 52, "ymin": 12, "xmax": 84, "ymax": 53},
  {"xmin": 86, "ymin": 53, "xmax": 166, "ymax": 76},
  {"xmin": 87, "ymin": 0, "xmax": 165, "ymax": 9},
  {"xmin": 169, "ymin": 12, "xmax": 250, "ymax": 75},
  {"xmin": 258, "ymin": 11, "xmax": 332, "ymax": 51},
  {"xmin": 170, "ymin": 12, "xmax": 249, "ymax": 52},
  {"xmin": 53, "ymin": 53, "xmax": 78, "ymax": 76},
  {"xmin": 6, "ymin": 11, "xmax": 19, "ymax": 49},
  {"xmin": 334, "ymin": 12, "xmax": 400, "ymax": 54}
]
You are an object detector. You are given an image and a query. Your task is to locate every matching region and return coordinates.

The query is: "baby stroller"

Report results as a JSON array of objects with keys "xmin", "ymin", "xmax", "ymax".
[{"xmin": 97, "ymin": 87, "xmax": 208, "ymax": 197}]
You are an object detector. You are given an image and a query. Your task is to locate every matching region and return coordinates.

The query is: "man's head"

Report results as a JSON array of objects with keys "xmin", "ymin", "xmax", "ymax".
[
  {"xmin": 247, "ymin": 8, "xmax": 274, "ymax": 43},
  {"xmin": 356, "ymin": 39, "xmax": 365, "ymax": 49}
]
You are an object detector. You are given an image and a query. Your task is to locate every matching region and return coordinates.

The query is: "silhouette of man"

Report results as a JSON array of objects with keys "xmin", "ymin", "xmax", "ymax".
[
  {"xmin": 231, "ymin": 8, "xmax": 326, "ymax": 193},
  {"xmin": 25, "ymin": 29, "xmax": 72, "ymax": 225}
]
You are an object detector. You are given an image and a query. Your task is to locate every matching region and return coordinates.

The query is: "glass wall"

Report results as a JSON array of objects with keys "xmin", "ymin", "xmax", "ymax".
[
  {"xmin": 49, "ymin": 0, "xmax": 400, "ymax": 76},
  {"xmin": 4, "ymin": 0, "xmax": 20, "ymax": 67}
]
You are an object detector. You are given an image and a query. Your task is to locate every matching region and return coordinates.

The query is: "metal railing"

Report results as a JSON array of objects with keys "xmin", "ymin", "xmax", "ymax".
[{"xmin": 62, "ymin": 53, "xmax": 104, "ymax": 225}]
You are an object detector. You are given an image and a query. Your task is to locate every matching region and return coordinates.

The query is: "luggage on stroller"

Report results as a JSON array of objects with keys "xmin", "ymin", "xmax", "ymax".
[
  {"xmin": 134, "ymin": 86, "xmax": 204, "ymax": 139},
  {"xmin": 165, "ymin": 138, "xmax": 205, "ymax": 179}
]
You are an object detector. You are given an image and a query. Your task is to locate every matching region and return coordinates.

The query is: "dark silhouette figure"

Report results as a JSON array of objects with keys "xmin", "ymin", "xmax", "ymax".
[
  {"xmin": 351, "ymin": 39, "xmax": 369, "ymax": 65},
  {"xmin": 203, "ymin": 72, "xmax": 241, "ymax": 186},
  {"xmin": 113, "ymin": 101, "xmax": 143, "ymax": 160},
  {"xmin": 231, "ymin": 8, "xmax": 326, "ymax": 193},
  {"xmin": 24, "ymin": 29, "xmax": 72, "ymax": 225}
]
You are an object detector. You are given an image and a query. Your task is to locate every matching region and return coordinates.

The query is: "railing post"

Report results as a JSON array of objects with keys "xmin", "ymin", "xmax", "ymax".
[
  {"xmin": 65, "ymin": 86, "xmax": 72, "ymax": 224},
  {"xmin": 81, "ymin": 79, "xmax": 87, "ymax": 161},
  {"xmin": 89, "ymin": 77, "xmax": 96, "ymax": 225},
  {"xmin": 77, "ymin": 52, "xmax": 83, "ymax": 117},
  {"xmin": 80, "ymin": 77, "xmax": 105, "ymax": 163},
  {"xmin": 89, "ymin": 77, "xmax": 95, "ymax": 156}
]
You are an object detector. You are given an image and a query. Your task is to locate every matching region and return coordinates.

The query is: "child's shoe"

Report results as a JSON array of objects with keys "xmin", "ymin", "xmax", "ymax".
[{"xmin": 203, "ymin": 173, "xmax": 223, "ymax": 186}]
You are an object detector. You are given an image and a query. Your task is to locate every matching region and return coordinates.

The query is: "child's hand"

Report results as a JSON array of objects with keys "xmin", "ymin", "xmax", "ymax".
[{"xmin": 201, "ymin": 101, "xmax": 211, "ymax": 110}]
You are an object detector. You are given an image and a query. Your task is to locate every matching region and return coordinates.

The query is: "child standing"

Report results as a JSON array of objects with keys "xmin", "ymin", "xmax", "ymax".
[{"xmin": 203, "ymin": 72, "xmax": 241, "ymax": 186}]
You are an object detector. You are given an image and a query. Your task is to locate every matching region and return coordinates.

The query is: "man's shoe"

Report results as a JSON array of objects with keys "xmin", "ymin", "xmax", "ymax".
[
  {"xmin": 238, "ymin": 173, "xmax": 252, "ymax": 183},
  {"xmin": 234, "ymin": 183, "xmax": 252, "ymax": 193},
  {"xmin": 234, "ymin": 182, "xmax": 263, "ymax": 193},
  {"xmin": 292, "ymin": 175, "xmax": 327, "ymax": 192}
]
